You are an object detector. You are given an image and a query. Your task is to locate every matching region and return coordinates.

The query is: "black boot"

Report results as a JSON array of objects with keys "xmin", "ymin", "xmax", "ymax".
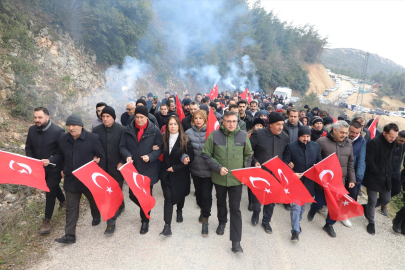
[
  {"xmin": 92, "ymin": 216, "xmax": 101, "ymax": 226},
  {"xmin": 198, "ymin": 211, "xmax": 203, "ymax": 223},
  {"xmin": 176, "ymin": 210, "xmax": 183, "ymax": 223},
  {"xmin": 248, "ymin": 202, "xmax": 253, "ymax": 212},
  {"xmin": 231, "ymin": 241, "xmax": 243, "ymax": 253},
  {"xmin": 262, "ymin": 222, "xmax": 272, "ymax": 234},
  {"xmin": 160, "ymin": 224, "xmax": 172, "ymax": 237},
  {"xmin": 104, "ymin": 225, "xmax": 115, "ymax": 235},
  {"xmin": 283, "ymin": 203, "xmax": 291, "ymax": 211},
  {"xmin": 307, "ymin": 209, "xmax": 316, "ymax": 221},
  {"xmin": 291, "ymin": 231, "xmax": 299, "ymax": 242},
  {"xmin": 216, "ymin": 223, "xmax": 226, "ymax": 235},
  {"xmin": 202, "ymin": 218, "xmax": 209, "ymax": 236},
  {"xmin": 323, "ymin": 224, "xmax": 336, "ymax": 238},
  {"xmin": 367, "ymin": 223, "xmax": 375, "ymax": 235},
  {"xmin": 140, "ymin": 222, "xmax": 149, "ymax": 235},
  {"xmin": 55, "ymin": 234, "xmax": 76, "ymax": 244},
  {"xmin": 393, "ymin": 218, "xmax": 402, "ymax": 233},
  {"xmin": 251, "ymin": 211, "xmax": 259, "ymax": 225}
]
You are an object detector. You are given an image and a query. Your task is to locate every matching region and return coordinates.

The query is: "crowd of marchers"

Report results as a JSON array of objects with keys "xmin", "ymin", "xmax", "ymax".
[{"xmin": 25, "ymin": 89, "xmax": 405, "ymax": 253}]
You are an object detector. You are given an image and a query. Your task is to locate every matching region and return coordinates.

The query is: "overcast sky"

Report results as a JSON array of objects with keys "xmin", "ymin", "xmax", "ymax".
[{"xmin": 256, "ymin": 1, "xmax": 405, "ymax": 67}]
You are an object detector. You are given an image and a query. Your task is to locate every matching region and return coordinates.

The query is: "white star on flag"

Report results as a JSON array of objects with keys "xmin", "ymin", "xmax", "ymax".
[
  {"xmin": 264, "ymin": 188, "xmax": 271, "ymax": 194},
  {"xmin": 18, "ymin": 169, "xmax": 27, "ymax": 174},
  {"xmin": 106, "ymin": 187, "xmax": 113, "ymax": 194},
  {"xmin": 342, "ymin": 200, "xmax": 349, "ymax": 206},
  {"xmin": 284, "ymin": 188, "xmax": 290, "ymax": 194}
]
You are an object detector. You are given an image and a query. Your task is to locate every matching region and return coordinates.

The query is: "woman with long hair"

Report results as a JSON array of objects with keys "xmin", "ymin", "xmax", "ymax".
[
  {"xmin": 184, "ymin": 110, "xmax": 213, "ymax": 236},
  {"xmin": 159, "ymin": 116, "xmax": 194, "ymax": 236}
]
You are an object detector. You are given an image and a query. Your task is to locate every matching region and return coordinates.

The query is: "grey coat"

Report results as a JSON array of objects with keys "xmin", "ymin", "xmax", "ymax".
[{"xmin": 185, "ymin": 125, "xmax": 211, "ymax": 178}]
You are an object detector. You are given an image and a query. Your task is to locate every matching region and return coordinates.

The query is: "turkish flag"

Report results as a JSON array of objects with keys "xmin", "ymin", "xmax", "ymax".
[
  {"xmin": 73, "ymin": 161, "xmax": 123, "ymax": 221},
  {"xmin": 208, "ymin": 84, "xmax": 218, "ymax": 100},
  {"xmin": 262, "ymin": 157, "xmax": 315, "ymax": 206},
  {"xmin": 247, "ymin": 91, "xmax": 252, "ymax": 103},
  {"xmin": 206, "ymin": 107, "xmax": 220, "ymax": 140},
  {"xmin": 331, "ymin": 116, "xmax": 338, "ymax": 123},
  {"xmin": 321, "ymin": 131, "xmax": 327, "ymax": 137},
  {"xmin": 221, "ymin": 102, "xmax": 225, "ymax": 109},
  {"xmin": 239, "ymin": 88, "xmax": 248, "ymax": 100},
  {"xmin": 303, "ymin": 153, "xmax": 363, "ymax": 220},
  {"xmin": 0, "ymin": 150, "xmax": 49, "ymax": 192},
  {"xmin": 369, "ymin": 117, "xmax": 378, "ymax": 139},
  {"xmin": 232, "ymin": 167, "xmax": 286, "ymax": 205},
  {"xmin": 175, "ymin": 94, "xmax": 185, "ymax": 122},
  {"xmin": 119, "ymin": 162, "xmax": 155, "ymax": 219}
]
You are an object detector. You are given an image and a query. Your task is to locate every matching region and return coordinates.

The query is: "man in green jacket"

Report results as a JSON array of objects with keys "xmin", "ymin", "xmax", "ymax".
[{"xmin": 202, "ymin": 111, "xmax": 253, "ymax": 253}]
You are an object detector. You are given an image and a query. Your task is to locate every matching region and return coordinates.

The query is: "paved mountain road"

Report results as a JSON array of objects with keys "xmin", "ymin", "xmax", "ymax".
[{"xmin": 32, "ymin": 183, "xmax": 405, "ymax": 270}]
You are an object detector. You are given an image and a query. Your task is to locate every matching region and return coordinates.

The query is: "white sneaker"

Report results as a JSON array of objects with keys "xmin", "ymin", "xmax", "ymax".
[{"xmin": 341, "ymin": 219, "xmax": 352, "ymax": 228}]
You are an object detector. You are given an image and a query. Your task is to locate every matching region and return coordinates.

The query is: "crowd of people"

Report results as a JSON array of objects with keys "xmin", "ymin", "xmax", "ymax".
[{"xmin": 24, "ymin": 89, "xmax": 405, "ymax": 253}]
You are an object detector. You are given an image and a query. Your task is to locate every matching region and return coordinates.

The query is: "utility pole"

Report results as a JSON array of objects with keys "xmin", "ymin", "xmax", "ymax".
[{"xmin": 355, "ymin": 52, "xmax": 370, "ymax": 107}]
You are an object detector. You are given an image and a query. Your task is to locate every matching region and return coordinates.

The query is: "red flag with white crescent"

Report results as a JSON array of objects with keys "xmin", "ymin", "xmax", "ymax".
[
  {"xmin": 119, "ymin": 162, "xmax": 155, "ymax": 219},
  {"xmin": 369, "ymin": 117, "xmax": 378, "ymax": 139},
  {"xmin": 331, "ymin": 116, "xmax": 338, "ymax": 123},
  {"xmin": 73, "ymin": 161, "xmax": 123, "ymax": 221},
  {"xmin": 321, "ymin": 131, "xmax": 327, "ymax": 137},
  {"xmin": 239, "ymin": 88, "xmax": 248, "ymax": 100},
  {"xmin": 208, "ymin": 84, "xmax": 218, "ymax": 100},
  {"xmin": 221, "ymin": 102, "xmax": 225, "ymax": 109},
  {"xmin": 232, "ymin": 167, "xmax": 286, "ymax": 205},
  {"xmin": 175, "ymin": 94, "xmax": 185, "ymax": 122},
  {"xmin": 206, "ymin": 108, "xmax": 220, "ymax": 140},
  {"xmin": 0, "ymin": 150, "xmax": 49, "ymax": 192},
  {"xmin": 262, "ymin": 157, "xmax": 315, "ymax": 206},
  {"xmin": 303, "ymin": 153, "xmax": 363, "ymax": 220},
  {"xmin": 247, "ymin": 91, "xmax": 252, "ymax": 103}
]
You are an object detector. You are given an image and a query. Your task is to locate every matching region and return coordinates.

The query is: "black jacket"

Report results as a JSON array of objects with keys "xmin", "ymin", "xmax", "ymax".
[
  {"xmin": 160, "ymin": 137, "xmax": 194, "ymax": 204},
  {"xmin": 119, "ymin": 119, "xmax": 162, "ymax": 185},
  {"xmin": 25, "ymin": 121, "xmax": 65, "ymax": 173},
  {"xmin": 283, "ymin": 140, "xmax": 322, "ymax": 196},
  {"xmin": 250, "ymin": 128, "xmax": 289, "ymax": 165},
  {"xmin": 93, "ymin": 122, "xmax": 125, "ymax": 182},
  {"xmin": 128, "ymin": 113, "xmax": 160, "ymax": 129},
  {"xmin": 240, "ymin": 111, "xmax": 254, "ymax": 131},
  {"xmin": 121, "ymin": 112, "xmax": 130, "ymax": 127},
  {"xmin": 50, "ymin": 129, "xmax": 106, "ymax": 192},
  {"xmin": 363, "ymin": 133, "xmax": 396, "ymax": 192},
  {"xmin": 155, "ymin": 111, "xmax": 179, "ymax": 128},
  {"xmin": 181, "ymin": 114, "xmax": 193, "ymax": 132},
  {"xmin": 311, "ymin": 128, "xmax": 324, "ymax": 142}
]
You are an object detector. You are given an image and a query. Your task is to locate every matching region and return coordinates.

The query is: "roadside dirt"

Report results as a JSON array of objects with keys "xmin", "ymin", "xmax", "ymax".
[{"xmin": 303, "ymin": 63, "xmax": 335, "ymax": 95}]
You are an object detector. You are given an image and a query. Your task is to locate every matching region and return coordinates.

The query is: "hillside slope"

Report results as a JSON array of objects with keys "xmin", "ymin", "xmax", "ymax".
[{"xmin": 302, "ymin": 63, "xmax": 335, "ymax": 95}]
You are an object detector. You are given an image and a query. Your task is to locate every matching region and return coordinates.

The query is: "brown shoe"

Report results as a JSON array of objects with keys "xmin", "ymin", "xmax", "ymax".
[
  {"xmin": 59, "ymin": 200, "xmax": 67, "ymax": 210},
  {"xmin": 40, "ymin": 219, "xmax": 51, "ymax": 235}
]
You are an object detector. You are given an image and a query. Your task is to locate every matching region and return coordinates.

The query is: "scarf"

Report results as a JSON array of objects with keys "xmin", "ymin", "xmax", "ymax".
[{"xmin": 135, "ymin": 121, "xmax": 148, "ymax": 142}]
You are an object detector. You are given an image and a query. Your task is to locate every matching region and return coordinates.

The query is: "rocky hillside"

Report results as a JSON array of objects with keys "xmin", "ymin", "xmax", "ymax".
[{"xmin": 320, "ymin": 48, "xmax": 405, "ymax": 77}]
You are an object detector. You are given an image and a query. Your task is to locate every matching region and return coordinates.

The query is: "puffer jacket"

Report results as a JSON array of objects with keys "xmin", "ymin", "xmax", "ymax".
[
  {"xmin": 316, "ymin": 131, "xmax": 355, "ymax": 185},
  {"xmin": 202, "ymin": 125, "xmax": 253, "ymax": 187},
  {"xmin": 185, "ymin": 125, "xmax": 211, "ymax": 178}
]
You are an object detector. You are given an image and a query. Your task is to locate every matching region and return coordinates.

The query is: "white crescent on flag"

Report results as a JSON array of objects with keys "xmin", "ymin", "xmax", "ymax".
[
  {"xmin": 214, "ymin": 121, "xmax": 220, "ymax": 130},
  {"xmin": 249, "ymin": 176, "xmax": 270, "ymax": 188},
  {"xmin": 319, "ymin": 170, "xmax": 333, "ymax": 187},
  {"xmin": 91, "ymin": 173, "xmax": 110, "ymax": 189},
  {"xmin": 9, "ymin": 160, "xmax": 32, "ymax": 174}
]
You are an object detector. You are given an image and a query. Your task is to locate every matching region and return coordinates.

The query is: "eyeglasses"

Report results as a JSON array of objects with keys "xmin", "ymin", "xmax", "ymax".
[
  {"xmin": 126, "ymin": 108, "xmax": 134, "ymax": 111},
  {"xmin": 224, "ymin": 120, "xmax": 238, "ymax": 124}
]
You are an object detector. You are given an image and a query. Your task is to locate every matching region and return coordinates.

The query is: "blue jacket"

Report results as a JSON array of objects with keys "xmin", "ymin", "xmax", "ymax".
[
  {"xmin": 283, "ymin": 140, "xmax": 322, "ymax": 196},
  {"xmin": 352, "ymin": 134, "xmax": 366, "ymax": 184}
]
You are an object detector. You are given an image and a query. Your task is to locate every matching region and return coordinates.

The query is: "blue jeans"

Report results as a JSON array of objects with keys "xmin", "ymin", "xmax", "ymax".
[
  {"xmin": 310, "ymin": 189, "xmax": 336, "ymax": 225},
  {"xmin": 290, "ymin": 203, "xmax": 305, "ymax": 234}
]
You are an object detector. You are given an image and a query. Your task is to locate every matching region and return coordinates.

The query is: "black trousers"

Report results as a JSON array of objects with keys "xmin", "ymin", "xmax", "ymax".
[
  {"xmin": 129, "ymin": 185, "xmax": 153, "ymax": 223},
  {"xmin": 45, "ymin": 172, "xmax": 65, "ymax": 219},
  {"xmin": 214, "ymin": 184, "xmax": 242, "ymax": 242},
  {"xmin": 107, "ymin": 181, "xmax": 125, "ymax": 225},
  {"xmin": 247, "ymin": 186, "xmax": 253, "ymax": 205},
  {"xmin": 391, "ymin": 173, "xmax": 402, "ymax": 198},
  {"xmin": 345, "ymin": 181, "xmax": 359, "ymax": 201},
  {"xmin": 161, "ymin": 180, "xmax": 185, "ymax": 225},
  {"xmin": 65, "ymin": 190, "xmax": 100, "ymax": 235},
  {"xmin": 192, "ymin": 175, "xmax": 213, "ymax": 218}
]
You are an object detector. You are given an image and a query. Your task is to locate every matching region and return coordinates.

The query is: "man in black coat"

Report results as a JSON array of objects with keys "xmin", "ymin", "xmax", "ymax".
[
  {"xmin": 250, "ymin": 112, "xmax": 289, "ymax": 234},
  {"xmin": 120, "ymin": 106, "xmax": 162, "ymax": 234},
  {"xmin": 121, "ymin": 101, "xmax": 136, "ymax": 127},
  {"xmin": 238, "ymin": 100, "xmax": 254, "ymax": 130},
  {"xmin": 93, "ymin": 106, "xmax": 126, "ymax": 235},
  {"xmin": 363, "ymin": 123, "xmax": 399, "ymax": 235},
  {"xmin": 181, "ymin": 101, "xmax": 199, "ymax": 132},
  {"xmin": 47, "ymin": 114, "xmax": 106, "ymax": 244},
  {"xmin": 283, "ymin": 126, "xmax": 322, "ymax": 241},
  {"xmin": 25, "ymin": 107, "xmax": 66, "ymax": 235}
]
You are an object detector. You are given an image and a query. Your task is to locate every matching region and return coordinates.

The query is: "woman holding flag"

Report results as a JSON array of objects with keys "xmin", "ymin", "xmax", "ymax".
[{"xmin": 159, "ymin": 116, "xmax": 194, "ymax": 236}]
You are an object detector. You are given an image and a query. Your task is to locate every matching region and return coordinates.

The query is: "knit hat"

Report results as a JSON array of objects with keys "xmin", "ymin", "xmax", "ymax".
[
  {"xmin": 304, "ymin": 105, "xmax": 309, "ymax": 109},
  {"xmin": 135, "ymin": 106, "xmax": 149, "ymax": 118},
  {"xmin": 276, "ymin": 104, "xmax": 283, "ymax": 110},
  {"xmin": 338, "ymin": 114, "xmax": 347, "ymax": 121},
  {"xmin": 268, "ymin": 112, "xmax": 285, "ymax": 124},
  {"xmin": 313, "ymin": 107, "xmax": 319, "ymax": 111},
  {"xmin": 66, "ymin": 114, "xmax": 83, "ymax": 126},
  {"xmin": 323, "ymin": 116, "xmax": 334, "ymax": 126},
  {"xmin": 298, "ymin": 126, "xmax": 311, "ymax": 137},
  {"xmin": 311, "ymin": 117, "xmax": 323, "ymax": 125},
  {"xmin": 136, "ymin": 98, "xmax": 147, "ymax": 106},
  {"xmin": 183, "ymin": 98, "xmax": 192, "ymax": 106},
  {"xmin": 200, "ymin": 104, "xmax": 210, "ymax": 115},
  {"xmin": 253, "ymin": 118, "xmax": 265, "ymax": 127},
  {"xmin": 101, "ymin": 106, "xmax": 116, "ymax": 120},
  {"xmin": 288, "ymin": 103, "xmax": 293, "ymax": 107},
  {"xmin": 282, "ymin": 105, "xmax": 288, "ymax": 110},
  {"xmin": 258, "ymin": 110, "xmax": 269, "ymax": 117}
]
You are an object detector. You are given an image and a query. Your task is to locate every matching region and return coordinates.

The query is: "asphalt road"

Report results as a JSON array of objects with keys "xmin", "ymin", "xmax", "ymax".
[
  {"xmin": 324, "ymin": 80, "xmax": 354, "ymax": 102},
  {"xmin": 32, "ymin": 183, "xmax": 405, "ymax": 270}
]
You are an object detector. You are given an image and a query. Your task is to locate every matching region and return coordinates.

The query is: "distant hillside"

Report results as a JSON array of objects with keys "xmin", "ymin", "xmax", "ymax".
[{"xmin": 320, "ymin": 48, "xmax": 405, "ymax": 78}]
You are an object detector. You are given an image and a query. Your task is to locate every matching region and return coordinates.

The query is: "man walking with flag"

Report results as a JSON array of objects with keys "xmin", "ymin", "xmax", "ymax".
[
  {"xmin": 93, "ymin": 106, "xmax": 126, "ymax": 235},
  {"xmin": 47, "ymin": 114, "xmax": 106, "ymax": 244},
  {"xmin": 307, "ymin": 120, "xmax": 356, "ymax": 237},
  {"xmin": 249, "ymin": 112, "xmax": 289, "ymax": 234},
  {"xmin": 120, "ymin": 106, "xmax": 162, "ymax": 235},
  {"xmin": 25, "ymin": 107, "xmax": 66, "ymax": 235},
  {"xmin": 202, "ymin": 111, "xmax": 252, "ymax": 253},
  {"xmin": 363, "ymin": 123, "xmax": 399, "ymax": 235},
  {"xmin": 283, "ymin": 126, "xmax": 322, "ymax": 241}
]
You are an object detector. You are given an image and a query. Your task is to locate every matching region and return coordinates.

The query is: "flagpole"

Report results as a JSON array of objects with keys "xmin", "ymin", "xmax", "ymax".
[
  {"xmin": 302, "ymin": 152, "xmax": 336, "ymax": 175},
  {"xmin": 0, "ymin": 149, "xmax": 43, "ymax": 162},
  {"xmin": 72, "ymin": 160, "xmax": 95, "ymax": 173}
]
